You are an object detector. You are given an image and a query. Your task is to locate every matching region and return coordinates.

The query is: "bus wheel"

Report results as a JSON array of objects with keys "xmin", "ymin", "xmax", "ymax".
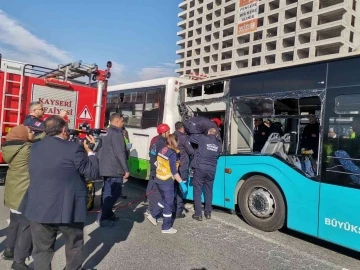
[
  {"xmin": 238, "ymin": 175, "xmax": 285, "ymax": 232},
  {"xmin": 87, "ymin": 182, "xmax": 95, "ymax": 211}
]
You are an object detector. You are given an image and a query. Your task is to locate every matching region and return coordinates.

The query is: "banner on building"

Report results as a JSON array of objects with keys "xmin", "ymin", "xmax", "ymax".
[{"xmin": 237, "ymin": 0, "xmax": 259, "ymax": 36}]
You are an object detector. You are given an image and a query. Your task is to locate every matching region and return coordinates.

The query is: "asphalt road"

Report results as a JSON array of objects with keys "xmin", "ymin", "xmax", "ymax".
[{"xmin": 0, "ymin": 178, "xmax": 358, "ymax": 270}]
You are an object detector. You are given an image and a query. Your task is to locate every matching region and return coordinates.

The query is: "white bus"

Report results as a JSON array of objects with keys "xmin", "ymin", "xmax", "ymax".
[{"xmin": 106, "ymin": 77, "xmax": 192, "ymax": 180}]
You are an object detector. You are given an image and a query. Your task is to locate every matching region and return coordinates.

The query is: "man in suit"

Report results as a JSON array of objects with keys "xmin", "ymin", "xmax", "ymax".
[{"xmin": 21, "ymin": 115, "xmax": 99, "ymax": 270}]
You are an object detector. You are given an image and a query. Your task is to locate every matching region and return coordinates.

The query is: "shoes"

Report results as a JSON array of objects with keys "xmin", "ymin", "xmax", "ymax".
[
  {"xmin": 119, "ymin": 194, "xmax": 127, "ymax": 199},
  {"xmin": 205, "ymin": 213, "xmax": 211, "ymax": 219},
  {"xmin": 176, "ymin": 213, "xmax": 186, "ymax": 219},
  {"xmin": 110, "ymin": 213, "xmax": 120, "ymax": 221},
  {"xmin": 147, "ymin": 215, "xmax": 157, "ymax": 226},
  {"xmin": 192, "ymin": 214, "xmax": 203, "ymax": 221},
  {"xmin": 2, "ymin": 247, "xmax": 14, "ymax": 260},
  {"xmin": 11, "ymin": 261, "xmax": 29, "ymax": 270},
  {"xmin": 96, "ymin": 220, "xmax": 115, "ymax": 228},
  {"xmin": 157, "ymin": 217, "xmax": 163, "ymax": 223},
  {"xmin": 162, "ymin": 228, "xmax": 177, "ymax": 234}
]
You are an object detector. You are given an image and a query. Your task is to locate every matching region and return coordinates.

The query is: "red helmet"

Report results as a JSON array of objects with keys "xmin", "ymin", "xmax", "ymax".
[
  {"xmin": 157, "ymin": 123, "xmax": 170, "ymax": 134},
  {"xmin": 212, "ymin": 118, "xmax": 221, "ymax": 127}
]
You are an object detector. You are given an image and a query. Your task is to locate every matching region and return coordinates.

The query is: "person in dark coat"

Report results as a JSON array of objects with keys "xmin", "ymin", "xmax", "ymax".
[
  {"xmin": 300, "ymin": 115, "xmax": 320, "ymax": 158},
  {"xmin": 21, "ymin": 115, "xmax": 99, "ymax": 270},
  {"xmin": 268, "ymin": 119, "xmax": 284, "ymax": 136},
  {"xmin": 253, "ymin": 118, "xmax": 270, "ymax": 152},
  {"xmin": 174, "ymin": 121, "xmax": 194, "ymax": 217},
  {"xmin": 97, "ymin": 113, "xmax": 130, "ymax": 227},
  {"xmin": 189, "ymin": 128, "xmax": 222, "ymax": 221}
]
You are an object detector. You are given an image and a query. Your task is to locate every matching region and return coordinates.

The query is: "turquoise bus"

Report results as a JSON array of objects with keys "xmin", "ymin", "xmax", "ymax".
[{"xmin": 180, "ymin": 51, "xmax": 360, "ymax": 252}]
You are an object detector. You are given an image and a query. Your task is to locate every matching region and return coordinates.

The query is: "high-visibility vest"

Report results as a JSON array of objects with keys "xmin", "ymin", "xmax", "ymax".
[{"xmin": 156, "ymin": 147, "xmax": 180, "ymax": 181}]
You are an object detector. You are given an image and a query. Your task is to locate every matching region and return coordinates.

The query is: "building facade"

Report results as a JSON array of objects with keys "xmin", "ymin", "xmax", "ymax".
[{"xmin": 175, "ymin": 0, "xmax": 360, "ymax": 77}]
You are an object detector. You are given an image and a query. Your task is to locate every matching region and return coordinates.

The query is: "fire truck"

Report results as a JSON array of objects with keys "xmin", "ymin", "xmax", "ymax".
[{"xmin": 0, "ymin": 53, "xmax": 112, "ymax": 210}]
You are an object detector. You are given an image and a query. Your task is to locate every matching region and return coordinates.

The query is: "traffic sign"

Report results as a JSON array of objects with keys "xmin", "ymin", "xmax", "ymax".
[{"xmin": 78, "ymin": 105, "xmax": 93, "ymax": 120}]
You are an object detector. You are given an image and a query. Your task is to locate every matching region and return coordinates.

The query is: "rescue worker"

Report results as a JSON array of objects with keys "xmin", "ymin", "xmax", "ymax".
[
  {"xmin": 268, "ymin": 119, "xmax": 284, "ymax": 136},
  {"xmin": 2, "ymin": 125, "xmax": 35, "ymax": 270},
  {"xmin": 174, "ymin": 121, "xmax": 194, "ymax": 218},
  {"xmin": 219, "ymin": 115, "xmax": 225, "ymax": 140},
  {"xmin": 146, "ymin": 124, "xmax": 171, "ymax": 216},
  {"xmin": 253, "ymin": 118, "xmax": 270, "ymax": 152},
  {"xmin": 300, "ymin": 115, "xmax": 320, "ymax": 158},
  {"xmin": 184, "ymin": 116, "xmax": 220, "ymax": 135},
  {"xmin": 189, "ymin": 128, "xmax": 222, "ymax": 221},
  {"xmin": 147, "ymin": 134, "xmax": 187, "ymax": 234}
]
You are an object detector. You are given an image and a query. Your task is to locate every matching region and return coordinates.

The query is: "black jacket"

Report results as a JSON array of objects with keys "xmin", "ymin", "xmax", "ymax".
[
  {"xmin": 98, "ymin": 125, "xmax": 129, "ymax": 177},
  {"xmin": 189, "ymin": 134, "xmax": 222, "ymax": 173},
  {"xmin": 22, "ymin": 136, "xmax": 99, "ymax": 224},
  {"xmin": 300, "ymin": 123, "xmax": 320, "ymax": 156},
  {"xmin": 253, "ymin": 123, "xmax": 270, "ymax": 152},
  {"xmin": 174, "ymin": 130, "xmax": 194, "ymax": 178}
]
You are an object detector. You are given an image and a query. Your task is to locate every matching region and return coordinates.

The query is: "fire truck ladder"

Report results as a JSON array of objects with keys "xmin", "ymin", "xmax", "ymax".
[
  {"xmin": 24, "ymin": 61, "xmax": 99, "ymax": 85},
  {"xmin": 0, "ymin": 63, "xmax": 24, "ymax": 144}
]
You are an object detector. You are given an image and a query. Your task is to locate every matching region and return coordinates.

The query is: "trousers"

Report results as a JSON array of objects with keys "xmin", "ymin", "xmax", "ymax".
[
  {"xmin": 30, "ymin": 221, "xmax": 84, "ymax": 270},
  {"xmin": 193, "ymin": 169, "xmax": 215, "ymax": 217},
  {"xmin": 152, "ymin": 183, "xmax": 175, "ymax": 230},
  {"xmin": 6, "ymin": 212, "xmax": 32, "ymax": 262},
  {"xmin": 174, "ymin": 181, "xmax": 185, "ymax": 215},
  {"xmin": 97, "ymin": 177, "xmax": 123, "ymax": 221},
  {"xmin": 146, "ymin": 171, "xmax": 162, "ymax": 215}
]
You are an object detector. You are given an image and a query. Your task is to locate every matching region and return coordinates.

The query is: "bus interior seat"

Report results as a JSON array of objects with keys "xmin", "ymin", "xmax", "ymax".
[
  {"xmin": 261, "ymin": 133, "xmax": 281, "ymax": 154},
  {"xmin": 282, "ymin": 133, "xmax": 291, "ymax": 153},
  {"xmin": 334, "ymin": 150, "xmax": 360, "ymax": 185}
]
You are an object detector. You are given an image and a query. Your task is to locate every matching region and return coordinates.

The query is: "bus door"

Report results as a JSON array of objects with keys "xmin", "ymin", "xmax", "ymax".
[{"xmin": 319, "ymin": 86, "xmax": 360, "ymax": 252}]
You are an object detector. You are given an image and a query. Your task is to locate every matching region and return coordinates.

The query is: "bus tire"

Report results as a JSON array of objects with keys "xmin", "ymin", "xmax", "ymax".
[
  {"xmin": 87, "ymin": 182, "xmax": 95, "ymax": 211},
  {"xmin": 238, "ymin": 175, "xmax": 285, "ymax": 232}
]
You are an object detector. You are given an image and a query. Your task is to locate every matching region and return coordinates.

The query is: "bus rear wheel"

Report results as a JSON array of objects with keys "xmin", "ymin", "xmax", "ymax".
[
  {"xmin": 238, "ymin": 175, "xmax": 285, "ymax": 232},
  {"xmin": 87, "ymin": 182, "xmax": 95, "ymax": 211}
]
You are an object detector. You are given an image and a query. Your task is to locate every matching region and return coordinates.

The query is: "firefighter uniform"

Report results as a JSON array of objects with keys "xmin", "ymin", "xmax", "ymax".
[
  {"xmin": 189, "ymin": 133, "xmax": 222, "ymax": 219},
  {"xmin": 151, "ymin": 146, "xmax": 180, "ymax": 231}
]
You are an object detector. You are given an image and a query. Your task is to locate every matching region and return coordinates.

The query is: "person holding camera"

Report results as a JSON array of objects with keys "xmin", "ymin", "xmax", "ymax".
[
  {"xmin": 20, "ymin": 115, "xmax": 99, "ymax": 270},
  {"xmin": 97, "ymin": 113, "xmax": 130, "ymax": 227}
]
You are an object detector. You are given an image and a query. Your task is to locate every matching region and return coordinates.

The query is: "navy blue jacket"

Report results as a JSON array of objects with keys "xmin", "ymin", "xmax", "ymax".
[
  {"xmin": 23, "ymin": 115, "xmax": 44, "ymax": 135},
  {"xmin": 174, "ymin": 130, "xmax": 194, "ymax": 179},
  {"xmin": 21, "ymin": 136, "xmax": 99, "ymax": 224},
  {"xmin": 189, "ymin": 134, "xmax": 222, "ymax": 172},
  {"xmin": 184, "ymin": 116, "xmax": 218, "ymax": 135},
  {"xmin": 149, "ymin": 135, "xmax": 167, "ymax": 172},
  {"xmin": 98, "ymin": 125, "xmax": 129, "ymax": 177}
]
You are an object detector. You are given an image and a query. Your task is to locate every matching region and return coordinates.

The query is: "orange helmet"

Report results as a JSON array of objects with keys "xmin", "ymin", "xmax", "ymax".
[
  {"xmin": 157, "ymin": 123, "xmax": 170, "ymax": 134},
  {"xmin": 212, "ymin": 118, "xmax": 221, "ymax": 127}
]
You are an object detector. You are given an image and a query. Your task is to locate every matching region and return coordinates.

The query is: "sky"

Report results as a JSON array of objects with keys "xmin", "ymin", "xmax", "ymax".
[{"xmin": 0, "ymin": 1, "xmax": 181, "ymax": 85}]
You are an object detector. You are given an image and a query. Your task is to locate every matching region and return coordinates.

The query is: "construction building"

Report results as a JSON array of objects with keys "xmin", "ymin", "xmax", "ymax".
[{"xmin": 175, "ymin": 0, "xmax": 360, "ymax": 77}]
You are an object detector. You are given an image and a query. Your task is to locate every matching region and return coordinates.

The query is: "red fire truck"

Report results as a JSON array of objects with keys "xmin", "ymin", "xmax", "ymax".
[{"xmin": 0, "ymin": 53, "xmax": 111, "ymax": 210}]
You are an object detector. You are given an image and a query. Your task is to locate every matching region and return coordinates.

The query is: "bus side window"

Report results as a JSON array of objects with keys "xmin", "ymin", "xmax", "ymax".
[
  {"xmin": 142, "ymin": 89, "xmax": 161, "ymax": 129},
  {"xmin": 323, "ymin": 93, "xmax": 360, "ymax": 188}
]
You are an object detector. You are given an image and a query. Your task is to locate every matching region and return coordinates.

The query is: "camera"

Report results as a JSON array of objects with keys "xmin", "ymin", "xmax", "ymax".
[{"xmin": 68, "ymin": 122, "xmax": 107, "ymax": 152}]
